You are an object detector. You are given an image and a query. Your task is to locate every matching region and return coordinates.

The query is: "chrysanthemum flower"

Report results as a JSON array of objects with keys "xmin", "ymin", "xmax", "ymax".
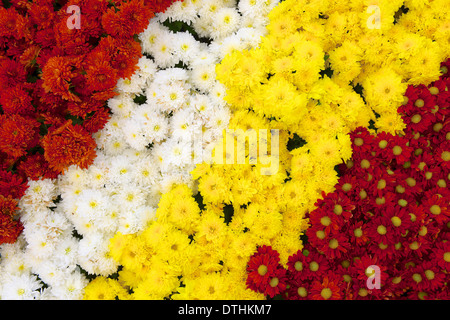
[
  {"xmin": 41, "ymin": 120, "xmax": 97, "ymax": 174},
  {"xmin": 0, "ymin": 114, "xmax": 40, "ymax": 160},
  {"xmin": 41, "ymin": 56, "xmax": 82, "ymax": 102},
  {"xmin": 101, "ymin": 0, "xmax": 155, "ymax": 38},
  {"xmin": 310, "ymin": 274, "xmax": 342, "ymax": 300}
]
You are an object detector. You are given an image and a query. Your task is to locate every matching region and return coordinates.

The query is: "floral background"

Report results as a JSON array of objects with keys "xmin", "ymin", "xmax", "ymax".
[{"xmin": 0, "ymin": 0, "xmax": 448, "ymax": 300}]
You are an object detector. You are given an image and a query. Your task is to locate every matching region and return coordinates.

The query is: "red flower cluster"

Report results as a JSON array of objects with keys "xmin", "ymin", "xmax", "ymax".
[
  {"xmin": 246, "ymin": 62, "xmax": 450, "ymax": 300},
  {"xmin": 0, "ymin": 0, "xmax": 179, "ymax": 244}
]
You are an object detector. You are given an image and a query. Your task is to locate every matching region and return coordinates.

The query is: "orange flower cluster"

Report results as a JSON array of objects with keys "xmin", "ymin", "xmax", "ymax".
[{"xmin": 0, "ymin": 0, "xmax": 179, "ymax": 244}]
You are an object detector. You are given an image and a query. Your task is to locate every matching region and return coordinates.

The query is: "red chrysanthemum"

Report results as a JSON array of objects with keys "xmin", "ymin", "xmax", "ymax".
[
  {"xmin": 310, "ymin": 274, "xmax": 342, "ymax": 300},
  {"xmin": 246, "ymin": 245, "xmax": 285, "ymax": 296},
  {"xmin": 0, "ymin": 58, "xmax": 27, "ymax": 90}
]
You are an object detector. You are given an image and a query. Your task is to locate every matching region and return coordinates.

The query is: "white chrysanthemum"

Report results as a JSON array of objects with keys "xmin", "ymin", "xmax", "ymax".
[
  {"xmin": 136, "ymin": 56, "xmax": 157, "ymax": 81},
  {"xmin": 156, "ymin": 0, "xmax": 199, "ymax": 24},
  {"xmin": 159, "ymin": 82, "xmax": 190, "ymax": 112},
  {"xmin": 0, "ymin": 273, "xmax": 42, "ymax": 300},
  {"xmin": 0, "ymin": 252, "xmax": 31, "ymax": 277},
  {"xmin": 205, "ymin": 105, "xmax": 231, "ymax": 130},
  {"xmin": 170, "ymin": 108, "xmax": 197, "ymax": 139},
  {"xmin": 210, "ymin": 33, "xmax": 247, "ymax": 60},
  {"xmin": 209, "ymin": 82, "xmax": 228, "ymax": 107},
  {"xmin": 189, "ymin": 63, "xmax": 217, "ymax": 92},
  {"xmin": 116, "ymin": 73, "xmax": 148, "ymax": 95},
  {"xmin": 77, "ymin": 235, "xmax": 119, "ymax": 276},
  {"xmin": 139, "ymin": 20, "xmax": 169, "ymax": 55},
  {"xmin": 154, "ymin": 67, "xmax": 190, "ymax": 84},
  {"xmin": 189, "ymin": 93, "xmax": 214, "ymax": 118},
  {"xmin": 172, "ymin": 32, "xmax": 201, "ymax": 64},
  {"xmin": 49, "ymin": 268, "xmax": 88, "ymax": 300},
  {"xmin": 235, "ymin": 26, "xmax": 266, "ymax": 49},
  {"xmin": 238, "ymin": 0, "xmax": 279, "ymax": 17},
  {"xmin": 132, "ymin": 156, "xmax": 158, "ymax": 187},
  {"xmin": 117, "ymin": 210, "xmax": 147, "ymax": 235},
  {"xmin": 62, "ymin": 165, "xmax": 88, "ymax": 187},
  {"xmin": 188, "ymin": 48, "xmax": 220, "ymax": 68},
  {"xmin": 165, "ymin": 138, "xmax": 193, "ymax": 168},
  {"xmin": 85, "ymin": 164, "xmax": 107, "ymax": 189},
  {"xmin": 31, "ymin": 260, "xmax": 67, "ymax": 287},
  {"xmin": 76, "ymin": 189, "xmax": 110, "ymax": 219},
  {"xmin": 19, "ymin": 178, "xmax": 57, "ymax": 215},
  {"xmin": 141, "ymin": 111, "xmax": 170, "ymax": 143},
  {"xmin": 198, "ymin": 0, "xmax": 226, "ymax": 18},
  {"xmin": 106, "ymin": 153, "xmax": 135, "ymax": 184},
  {"xmin": 192, "ymin": 13, "xmax": 213, "ymax": 39},
  {"xmin": 113, "ymin": 186, "xmax": 146, "ymax": 212},
  {"xmin": 52, "ymin": 237, "xmax": 79, "ymax": 269},
  {"xmin": 210, "ymin": 7, "xmax": 241, "ymax": 40},
  {"xmin": 122, "ymin": 120, "xmax": 147, "ymax": 151},
  {"xmin": 240, "ymin": 14, "xmax": 270, "ymax": 32},
  {"xmin": 107, "ymin": 94, "xmax": 135, "ymax": 118},
  {"xmin": 151, "ymin": 31, "xmax": 178, "ymax": 68},
  {"xmin": 26, "ymin": 230, "xmax": 58, "ymax": 259}
]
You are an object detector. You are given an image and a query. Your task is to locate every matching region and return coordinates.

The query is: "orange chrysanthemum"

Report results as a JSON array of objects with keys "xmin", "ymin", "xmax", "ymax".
[
  {"xmin": 41, "ymin": 55, "xmax": 82, "ymax": 102},
  {"xmin": 0, "ymin": 85, "xmax": 34, "ymax": 115},
  {"xmin": 41, "ymin": 120, "xmax": 97, "ymax": 174},
  {"xmin": 101, "ymin": 0, "xmax": 155, "ymax": 38},
  {"xmin": 0, "ymin": 114, "xmax": 40, "ymax": 160}
]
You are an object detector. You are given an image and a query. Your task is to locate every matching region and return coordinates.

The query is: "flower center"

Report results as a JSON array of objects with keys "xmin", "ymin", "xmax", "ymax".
[
  {"xmin": 321, "ymin": 288, "xmax": 332, "ymax": 300},
  {"xmin": 444, "ymin": 252, "xmax": 450, "ymax": 263},
  {"xmin": 391, "ymin": 216, "xmax": 402, "ymax": 227},
  {"xmin": 329, "ymin": 238, "xmax": 339, "ymax": 249},
  {"xmin": 424, "ymin": 270, "xmax": 435, "ymax": 280},
  {"xmin": 333, "ymin": 204, "xmax": 343, "ymax": 215},
  {"xmin": 378, "ymin": 140, "xmax": 388, "ymax": 149},
  {"xmin": 414, "ymin": 99, "xmax": 424, "ymax": 107},
  {"xmin": 258, "ymin": 265, "xmax": 268, "ymax": 276},
  {"xmin": 430, "ymin": 205, "xmax": 441, "ymax": 215},
  {"xmin": 411, "ymin": 114, "xmax": 421, "ymax": 124},
  {"xmin": 320, "ymin": 216, "xmax": 331, "ymax": 226},
  {"xmin": 297, "ymin": 287, "xmax": 307, "ymax": 297},
  {"xmin": 393, "ymin": 145, "xmax": 402, "ymax": 156},
  {"xmin": 269, "ymin": 277, "xmax": 279, "ymax": 287},
  {"xmin": 309, "ymin": 261, "xmax": 319, "ymax": 272}
]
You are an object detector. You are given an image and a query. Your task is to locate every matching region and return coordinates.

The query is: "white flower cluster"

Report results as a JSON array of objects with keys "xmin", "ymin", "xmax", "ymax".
[
  {"xmin": 0, "ymin": 0, "xmax": 278, "ymax": 299},
  {"xmin": 0, "ymin": 179, "xmax": 88, "ymax": 299}
]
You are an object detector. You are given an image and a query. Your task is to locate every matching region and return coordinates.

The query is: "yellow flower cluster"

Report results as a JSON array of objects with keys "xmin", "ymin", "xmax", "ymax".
[{"xmin": 216, "ymin": 0, "xmax": 448, "ymax": 135}]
